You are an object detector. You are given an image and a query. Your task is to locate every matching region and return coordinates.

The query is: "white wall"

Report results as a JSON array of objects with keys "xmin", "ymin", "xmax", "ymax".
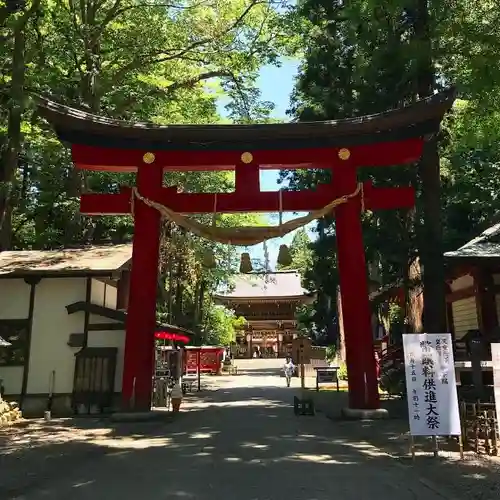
[
  {"xmin": 28, "ymin": 278, "xmax": 86, "ymax": 394},
  {"xmin": 0, "ymin": 276, "xmax": 126, "ymax": 397},
  {"xmin": 0, "ymin": 278, "xmax": 30, "ymax": 319},
  {"xmin": 450, "ymin": 274, "xmax": 474, "ymax": 292},
  {"xmin": 0, "ymin": 279, "xmax": 31, "ymax": 394},
  {"xmin": 89, "ymin": 313, "xmax": 121, "ymax": 324},
  {"xmin": 0, "ymin": 366, "xmax": 23, "ymax": 395},
  {"xmin": 91, "ymin": 279, "xmax": 118, "ymax": 310}
]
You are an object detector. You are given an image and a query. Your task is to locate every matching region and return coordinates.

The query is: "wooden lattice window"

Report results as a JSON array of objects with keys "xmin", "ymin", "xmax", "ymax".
[{"xmin": 0, "ymin": 320, "xmax": 29, "ymax": 367}]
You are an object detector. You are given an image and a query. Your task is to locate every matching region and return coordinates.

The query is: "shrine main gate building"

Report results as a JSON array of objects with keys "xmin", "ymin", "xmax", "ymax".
[
  {"xmin": 215, "ymin": 271, "xmax": 314, "ymax": 358},
  {"xmin": 38, "ymin": 88, "xmax": 455, "ymax": 412}
]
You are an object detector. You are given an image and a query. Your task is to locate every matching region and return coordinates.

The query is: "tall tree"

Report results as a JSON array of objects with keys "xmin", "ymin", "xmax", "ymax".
[
  {"xmin": 285, "ymin": 0, "xmax": 500, "ymax": 338},
  {"xmin": 276, "ymin": 228, "xmax": 313, "ymax": 279},
  {"xmin": 1, "ymin": 0, "xmax": 297, "ymax": 341},
  {"xmin": 0, "ymin": 0, "xmax": 41, "ymax": 249}
]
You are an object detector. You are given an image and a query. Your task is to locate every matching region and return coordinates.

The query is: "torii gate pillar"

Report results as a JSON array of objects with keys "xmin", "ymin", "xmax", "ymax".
[
  {"xmin": 122, "ymin": 164, "xmax": 162, "ymax": 411},
  {"xmin": 335, "ymin": 166, "xmax": 379, "ymax": 410}
]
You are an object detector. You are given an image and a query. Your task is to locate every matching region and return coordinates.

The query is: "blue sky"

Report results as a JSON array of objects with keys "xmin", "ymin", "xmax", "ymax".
[{"xmin": 217, "ymin": 58, "xmax": 315, "ymax": 270}]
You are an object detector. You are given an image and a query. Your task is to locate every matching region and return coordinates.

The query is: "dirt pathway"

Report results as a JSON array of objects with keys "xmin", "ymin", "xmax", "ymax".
[{"xmin": 1, "ymin": 359, "xmax": 457, "ymax": 499}]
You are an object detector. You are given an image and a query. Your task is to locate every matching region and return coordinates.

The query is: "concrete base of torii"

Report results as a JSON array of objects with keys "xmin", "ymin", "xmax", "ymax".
[{"xmin": 340, "ymin": 407, "xmax": 389, "ymax": 420}]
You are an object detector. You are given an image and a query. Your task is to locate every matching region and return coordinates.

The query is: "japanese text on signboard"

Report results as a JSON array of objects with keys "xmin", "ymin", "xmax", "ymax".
[{"xmin": 402, "ymin": 334, "xmax": 460, "ymax": 436}]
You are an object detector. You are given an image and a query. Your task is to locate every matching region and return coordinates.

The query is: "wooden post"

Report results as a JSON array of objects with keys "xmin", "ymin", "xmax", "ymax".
[
  {"xmin": 121, "ymin": 163, "xmax": 163, "ymax": 411},
  {"xmin": 197, "ymin": 349, "xmax": 201, "ymax": 392},
  {"xmin": 432, "ymin": 436, "xmax": 439, "ymax": 457}
]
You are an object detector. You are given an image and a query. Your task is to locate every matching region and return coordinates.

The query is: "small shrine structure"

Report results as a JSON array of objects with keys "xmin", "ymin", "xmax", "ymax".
[
  {"xmin": 215, "ymin": 271, "xmax": 314, "ymax": 358},
  {"xmin": 37, "ymin": 88, "xmax": 455, "ymax": 412}
]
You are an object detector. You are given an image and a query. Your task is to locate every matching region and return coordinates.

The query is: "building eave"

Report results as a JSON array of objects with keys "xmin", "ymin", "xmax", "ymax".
[
  {"xmin": 0, "ymin": 269, "xmax": 123, "ymax": 279},
  {"xmin": 65, "ymin": 301, "xmax": 195, "ymax": 336},
  {"xmin": 214, "ymin": 293, "xmax": 315, "ymax": 304}
]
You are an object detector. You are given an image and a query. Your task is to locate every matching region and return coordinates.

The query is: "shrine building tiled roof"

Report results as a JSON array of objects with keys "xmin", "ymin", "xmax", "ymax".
[
  {"xmin": 216, "ymin": 271, "xmax": 312, "ymax": 300},
  {"xmin": 445, "ymin": 222, "xmax": 500, "ymax": 260},
  {"xmin": 0, "ymin": 244, "xmax": 132, "ymax": 277}
]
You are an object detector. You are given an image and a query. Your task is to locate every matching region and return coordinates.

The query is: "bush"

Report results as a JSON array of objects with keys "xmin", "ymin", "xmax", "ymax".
[
  {"xmin": 337, "ymin": 362, "xmax": 348, "ymax": 381},
  {"xmin": 325, "ymin": 345, "xmax": 337, "ymax": 362},
  {"xmin": 379, "ymin": 364, "xmax": 406, "ymax": 397}
]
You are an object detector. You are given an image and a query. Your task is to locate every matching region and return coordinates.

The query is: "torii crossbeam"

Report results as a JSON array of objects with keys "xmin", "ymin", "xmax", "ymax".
[{"xmin": 37, "ymin": 88, "xmax": 455, "ymax": 413}]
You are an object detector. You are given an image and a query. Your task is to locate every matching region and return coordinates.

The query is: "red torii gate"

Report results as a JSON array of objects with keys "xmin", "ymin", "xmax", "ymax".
[{"xmin": 38, "ymin": 89, "xmax": 455, "ymax": 412}]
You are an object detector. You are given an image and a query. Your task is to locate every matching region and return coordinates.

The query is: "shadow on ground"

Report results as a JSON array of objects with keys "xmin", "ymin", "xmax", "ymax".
[
  {"xmin": 0, "ymin": 386, "xmax": 439, "ymax": 499},
  {"xmin": 311, "ymin": 389, "xmax": 500, "ymax": 500},
  {"xmin": 1, "ymin": 370, "xmax": 499, "ymax": 499}
]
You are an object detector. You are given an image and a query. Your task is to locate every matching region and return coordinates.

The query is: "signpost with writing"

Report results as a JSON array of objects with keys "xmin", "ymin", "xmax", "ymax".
[
  {"xmin": 402, "ymin": 334, "xmax": 462, "ymax": 458},
  {"xmin": 491, "ymin": 343, "xmax": 500, "ymax": 433},
  {"xmin": 292, "ymin": 337, "xmax": 311, "ymax": 366},
  {"xmin": 292, "ymin": 337, "xmax": 315, "ymax": 416},
  {"xmin": 315, "ymin": 367, "xmax": 339, "ymax": 392}
]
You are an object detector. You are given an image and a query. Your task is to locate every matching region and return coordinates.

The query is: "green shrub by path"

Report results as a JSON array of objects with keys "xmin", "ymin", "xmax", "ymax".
[
  {"xmin": 325, "ymin": 345, "xmax": 337, "ymax": 362},
  {"xmin": 337, "ymin": 362, "xmax": 348, "ymax": 380}
]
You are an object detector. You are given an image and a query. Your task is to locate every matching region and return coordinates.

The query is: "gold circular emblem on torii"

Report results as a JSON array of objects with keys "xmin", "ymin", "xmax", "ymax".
[
  {"xmin": 338, "ymin": 148, "xmax": 351, "ymax": 160},
  {"xmin": 142, "ymin": 152, "xmax": 156, "ymax": 164},
  {"xmin": 240, "ymin": 152, "xmax": 253, "ymax": 164}
]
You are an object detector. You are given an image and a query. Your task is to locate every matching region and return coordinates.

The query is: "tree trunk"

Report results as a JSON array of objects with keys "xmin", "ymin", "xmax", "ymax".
[
  {"xmin": 414, "ymin": 0, "xmax": 447, "ymax": 333},
  {"xmin": 0, "ymin": 19, "xmax": 25, "ymax": 250}
]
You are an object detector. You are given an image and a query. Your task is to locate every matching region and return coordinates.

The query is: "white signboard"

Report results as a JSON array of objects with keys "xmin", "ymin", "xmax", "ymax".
[
  {"xmin": 402, "ymin": 334, "xmax": 461, "ymax": 436},
  {"xmin": 491, "ymin": 343, "xmax": 500, "ymax": 431}
]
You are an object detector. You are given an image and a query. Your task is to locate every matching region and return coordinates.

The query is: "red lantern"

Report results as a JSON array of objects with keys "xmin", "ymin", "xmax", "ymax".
[{"xmin": 154, "ymin": 331, "xmax": 190, "ymax": 343}]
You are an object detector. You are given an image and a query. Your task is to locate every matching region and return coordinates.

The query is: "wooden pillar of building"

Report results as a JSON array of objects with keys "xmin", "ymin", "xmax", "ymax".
[
  {"xmin": 444, "ymin": 283, "xmax": 456, "ymax": 339},
  {"xmin": 247, "ymin": 332, "xmax": 253, "ymax": 358},
  {"xmin": 473, "ymin": 268, "xmax": 498, "ymax": 334},
  {"xmin": 117, "ymin": 269, "xmax": 131, "ymax": 310}
]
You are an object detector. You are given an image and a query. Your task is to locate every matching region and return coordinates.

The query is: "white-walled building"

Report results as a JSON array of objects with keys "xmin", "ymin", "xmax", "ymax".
[{"xmin": 0, "ymin": 245, "xmax": 132, "ymax": 416}]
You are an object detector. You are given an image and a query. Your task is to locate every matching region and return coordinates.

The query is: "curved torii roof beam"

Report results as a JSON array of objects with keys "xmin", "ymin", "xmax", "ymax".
[{"xmin": 35, "ymin": 88, "xmax": 456, "ymax": 157}]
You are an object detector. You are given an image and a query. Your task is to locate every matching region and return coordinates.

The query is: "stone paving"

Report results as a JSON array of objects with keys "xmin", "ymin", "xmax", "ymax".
[{"xmin": 0, "ymin": 359, "xmax": 477, "ymax": 499}]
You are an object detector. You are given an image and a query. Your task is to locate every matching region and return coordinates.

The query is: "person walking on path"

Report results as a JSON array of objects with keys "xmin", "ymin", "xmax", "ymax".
[
  {"xmin": 171, "ymin": 380, "xmax": 183, "ymax": 413},
  {"xmin": 283, "ymin": 356, "xmax": 295, "ymax": 387}
]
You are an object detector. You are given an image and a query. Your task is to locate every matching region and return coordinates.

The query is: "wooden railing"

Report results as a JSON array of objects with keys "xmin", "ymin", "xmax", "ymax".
[{"xmin": 460, "ymin": 401, "xmax": 498, "ymax": 456}]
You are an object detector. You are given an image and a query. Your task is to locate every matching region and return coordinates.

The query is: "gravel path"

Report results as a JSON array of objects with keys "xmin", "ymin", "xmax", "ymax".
[{"xmin": 0, "ymin": 359, "xmax": 492, "ymax": 499}]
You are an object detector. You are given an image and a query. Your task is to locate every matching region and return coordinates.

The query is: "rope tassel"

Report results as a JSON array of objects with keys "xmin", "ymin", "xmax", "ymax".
[
  {"xmin": 202, "ymin": 248, "xmax": 216, "ymax": 268},
  {"xmin": 277, "ymin": 244, "xmax": 292, "ymax": 267},
  {"xmin": 239, "ymin": 252, "xmax": 253, "ymax": 273}
]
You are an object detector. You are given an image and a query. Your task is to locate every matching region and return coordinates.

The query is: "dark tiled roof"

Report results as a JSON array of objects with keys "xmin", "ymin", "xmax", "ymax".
[
  {"xmin": 0, "ymin": 336, "xmax": 11, "ymax": 347},
  {"xmin": 35, "ymin": 88, "xmax": 456, "ymax": 151},
  {"xmin": 444, "ymin": 222, "xmax": 500, "ymax": 259},
  {"xmin": 216, "ymin": 271, "xmax": 310, "ymax": 299},
  {"xmin": 0, "ymin": 245, "xmax": 132, "ymax": 277}
]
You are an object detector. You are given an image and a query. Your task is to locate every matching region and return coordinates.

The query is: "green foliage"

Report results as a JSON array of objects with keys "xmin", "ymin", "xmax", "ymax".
[
  {"xmin": 388, "ymin": 304, "xmax": 405, "ymax": 340},
  {"xmin": 0, "ymin": 0, "xmax": 296, "ymax": 340},
  {"xmin": 337, "ymin": 362, "xmax": 347, "ymax": 381},
  {"xmin": 379, "ymin": 366, "xmax": 406, "ymax": 398},
  {"xmin": 325, "ymin": 344, "xmax": 337, "ymax": 362},
  {"xmin": 282, "ymin": 0, "xmax": 500, "ymax": 340},
  {"xmin": 203, "ymin": 306, "xmax": 245, "ymax": 347},
  {"xmin": 276, "ymin": 228, "xmax": 313, "ymax": 278}
]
